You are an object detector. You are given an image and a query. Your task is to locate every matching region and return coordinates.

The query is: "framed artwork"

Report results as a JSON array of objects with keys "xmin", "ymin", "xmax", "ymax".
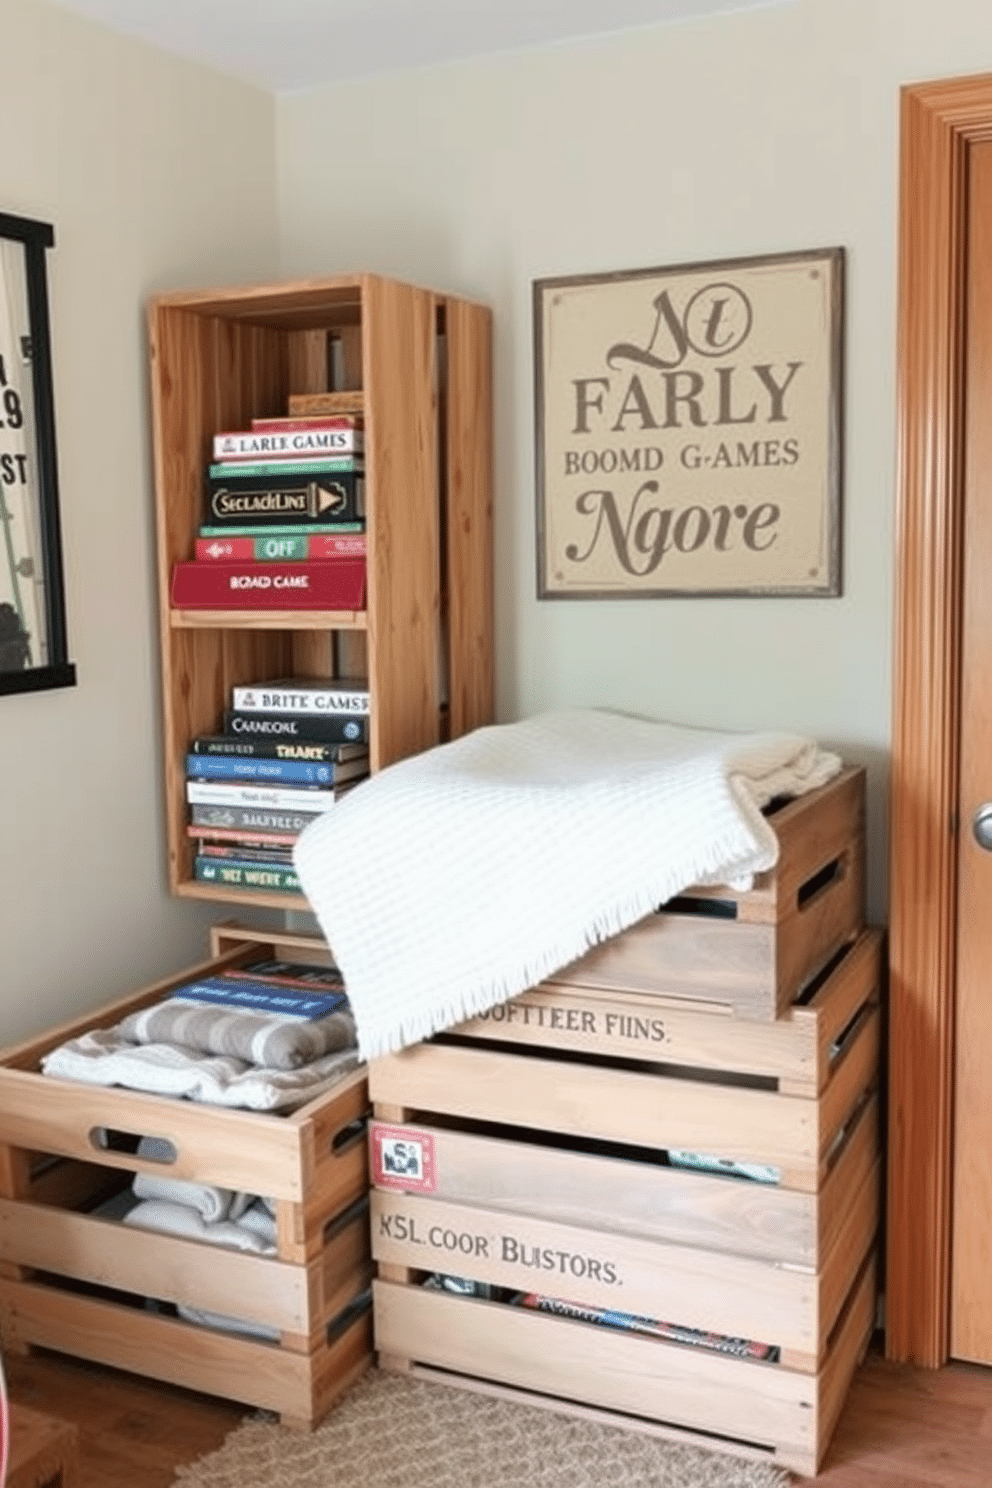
[
  {"xmin": 0, "ymin": 210, "xmax": 75, "ymax": 694},
  {"xmin": 533, "ymin": 246, "xmax": 844, "ymax": 598}
]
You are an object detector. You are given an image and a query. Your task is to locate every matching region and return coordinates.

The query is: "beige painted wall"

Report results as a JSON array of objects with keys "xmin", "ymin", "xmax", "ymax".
[
  {"xmin": 274, "ymin": 0, "xmax": 992, "ymax": 923},
  {"xmin": 0, "ymin": 0, "xmax": 279, "ymax": 1040},
  {"xmin": 4, "ymin": 0, "xmax": 989, "ymax": 1041}
]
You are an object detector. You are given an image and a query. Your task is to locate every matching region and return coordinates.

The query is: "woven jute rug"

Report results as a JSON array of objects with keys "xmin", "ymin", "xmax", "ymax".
[{"xmin": 174, "ymin": 1369, "xmax": 792, "ymax": 1488}]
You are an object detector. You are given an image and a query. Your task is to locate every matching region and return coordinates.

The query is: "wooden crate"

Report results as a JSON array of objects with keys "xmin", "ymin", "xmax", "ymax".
[
  {"xmin": 546, "ymin": 765, "xmax": 866, "ymax": 1020},
  {"xmin": 372, "ymin": 928, "xmax": 882, "ymax": 1190},
  {"xmin": 366, "ymin": 928, "xmax": 884, "ymax": 1475},
  {"xmin": 0, "ymin": 936, "xmax": 373, "ymax": 1428},
  {"xmin": 6, "ymin": 1403, "xmax": 79, "ymax": 1488}
]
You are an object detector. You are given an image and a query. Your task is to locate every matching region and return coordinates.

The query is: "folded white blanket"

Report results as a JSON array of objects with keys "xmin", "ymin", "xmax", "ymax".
[
  {"xmin": 41, "ymin": 1030, "xmax": 360, "ymax": 1111},
  {"xmin": 123, "ymin": 1197, "xmax": 277, "ymax": 1254},
  {"xmin": 106, "ymin": 1195, "xmax": 281, "ymax": 1342},
  {"xmin": 294, "ymin": 708, "xmax": 841, "ymax": 1059},
  {"xmin": 131, "ymin": 1134, "xmax": 254, "ymax": 1222}
]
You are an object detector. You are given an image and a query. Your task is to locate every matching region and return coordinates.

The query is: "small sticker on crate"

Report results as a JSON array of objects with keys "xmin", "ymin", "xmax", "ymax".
[{"xmin": 371, "ymin": 1124, "xmax": 437, "ymax": 1192}]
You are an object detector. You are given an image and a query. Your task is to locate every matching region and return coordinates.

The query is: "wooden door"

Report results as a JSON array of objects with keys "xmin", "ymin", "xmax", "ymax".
[
  {"xmin": 951, "ymin": 138, "xmax": 992, "ymax": 1363},
  {"xmin": 889, "ymin": 73, "xmax": 992, "ymax": 1369}
]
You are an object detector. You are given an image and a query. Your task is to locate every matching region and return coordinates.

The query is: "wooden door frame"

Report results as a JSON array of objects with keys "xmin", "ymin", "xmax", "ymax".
[{"xmin": 888, "ymin": 73, "xmax": 992, "ymax": 1366}]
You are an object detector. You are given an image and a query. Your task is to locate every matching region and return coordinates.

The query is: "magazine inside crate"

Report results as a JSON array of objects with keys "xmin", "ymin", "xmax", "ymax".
[{"xmin": 398, "ymin": 1237, "xmax": 877, "ymax": 1378}]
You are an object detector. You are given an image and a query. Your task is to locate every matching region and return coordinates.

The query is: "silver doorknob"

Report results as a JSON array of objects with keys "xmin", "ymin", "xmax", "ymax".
[{"xmin": 973, "ymin": 804, "xmax": 992, "ymax": 850}]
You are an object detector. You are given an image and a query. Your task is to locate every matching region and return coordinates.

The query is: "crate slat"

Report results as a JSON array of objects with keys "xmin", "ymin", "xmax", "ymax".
[
  {"xmin": 452, "ymin": 925, "xmax": 883, "ymax": 1095},
  {"xmin": 373, "ymin": 1251, "xmax": 877, "ymax": 1477},
  {"xmin": 0, "ymin": 1277, "xmax": 372, "ymax": 1421}
]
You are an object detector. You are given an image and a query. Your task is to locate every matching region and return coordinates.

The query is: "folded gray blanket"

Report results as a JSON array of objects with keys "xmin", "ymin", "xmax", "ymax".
[
  {"xmin": 118, "ymin": 979, "xmax": 355, "ymax": 1071},
  {"xmin": 131, "ymin": 1135, "xmax": 255, "ymax": 1222},
  {"xmin": 42, "ymin": 1028, "xmax": 360, "ymax": 1111}
]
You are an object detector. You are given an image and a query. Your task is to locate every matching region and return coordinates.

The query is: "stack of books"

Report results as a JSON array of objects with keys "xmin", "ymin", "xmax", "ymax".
[
  {"xmin": 186, "ymin": 676, "xmax": 371, "ymax": 894},
  {"xmin": 170, "ymin": 413, "xmax": 367, "ymax": 611}
]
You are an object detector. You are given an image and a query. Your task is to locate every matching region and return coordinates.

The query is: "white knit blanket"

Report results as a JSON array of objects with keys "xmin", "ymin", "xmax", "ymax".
[{"xmin": 293, "ymin": 709, "xmax": 842, "ymax": 1060}]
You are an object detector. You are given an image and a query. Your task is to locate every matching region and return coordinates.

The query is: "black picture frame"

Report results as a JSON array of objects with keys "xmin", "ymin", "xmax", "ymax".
[{"xmin": 0, "ymin": 210, "xmax": 75, "ymax": 695}]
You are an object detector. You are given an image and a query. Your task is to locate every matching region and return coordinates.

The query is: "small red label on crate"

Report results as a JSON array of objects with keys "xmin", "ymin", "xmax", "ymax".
[{"xmin": 370, "ymin": 1123, "xmax": 437, "ymax": 1192}]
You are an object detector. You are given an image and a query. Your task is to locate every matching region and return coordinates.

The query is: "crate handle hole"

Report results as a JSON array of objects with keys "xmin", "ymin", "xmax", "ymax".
[
  {"xmin": 323, "ymin": 1192, "xmax": 369, "ymax": 1244},
  {"xmin": 796, "ymin": 853, "xmax": 847, "ymax": 911},
  {"xmin": 792, "ymin": 938, "xmax": 854, "ymax": 1006},
  {"xmin": 829, "ymin": 999, "xmax": 878, "ymax": 1067},
  {"xmin": 326, "ymin": 1286, "xmax": 372, "ymax": 1345},
  {"xmin": 90, "ymin": 1128, "xmax": 178, "ymax": 1163},
  {"xmin": 331, "ymin": 1115, "xmax": 368, "ymax": 1155}
]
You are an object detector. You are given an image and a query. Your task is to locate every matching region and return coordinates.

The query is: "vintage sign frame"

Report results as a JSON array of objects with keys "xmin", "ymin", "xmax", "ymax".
[
  {"xmin": 533, "ymin": 247, "xmax": 844, "ymax": 599},
  {"xmin": 0, "ymin": 211, "xmax": 75, "ymax": 695}
]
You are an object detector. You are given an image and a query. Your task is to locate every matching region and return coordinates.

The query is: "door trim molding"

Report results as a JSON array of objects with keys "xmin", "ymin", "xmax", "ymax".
[{"xmin": 889, "ymin": 74, "xmax": 992, "ymax": 1365}]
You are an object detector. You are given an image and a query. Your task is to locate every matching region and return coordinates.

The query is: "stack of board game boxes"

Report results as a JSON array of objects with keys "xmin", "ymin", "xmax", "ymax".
[
  {"xmin": 170, "ymin": 413, "xmax": 367, "ymax": 613},
  {"xmin": 365, "ymin": 766, "xmax": 881, "ymax": 1478}
]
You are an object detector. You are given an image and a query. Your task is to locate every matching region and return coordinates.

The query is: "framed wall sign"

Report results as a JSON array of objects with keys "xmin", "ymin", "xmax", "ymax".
[
  {"xmin": 0, "ymin": 211, "xmax": 75, "ymax": 694},
  {"xmin": 533, "ymin": 246, "xmax": 844, "ymax": 598}
]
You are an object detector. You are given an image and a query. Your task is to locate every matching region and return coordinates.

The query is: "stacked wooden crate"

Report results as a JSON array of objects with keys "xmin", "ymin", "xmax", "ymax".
[
  {"xmin": 366, "ymin": 766, "xmax": 881, "ymax": 1477},
  {"xmin": 0, "ymin": 928, "xmax": 373, "ymax": 1429}
]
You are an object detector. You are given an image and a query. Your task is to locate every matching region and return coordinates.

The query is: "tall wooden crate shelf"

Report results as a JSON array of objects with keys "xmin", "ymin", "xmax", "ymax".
[
  {"xmin": 365, "ymin": 768, "xmax": 881, "ymax": 1478},
  {"xmin": 147, "ymin": 273, "xmax": 494, "ymax": 912}
]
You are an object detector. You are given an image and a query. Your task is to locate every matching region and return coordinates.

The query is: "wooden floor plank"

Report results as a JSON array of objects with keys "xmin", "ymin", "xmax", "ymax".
[
  {"xmin": 4, "ymin": 1351, "xmax": 244, "ymax": 1488},
  {"xmin": 794, "ymin": 1349, "xmax": 992, "ymax": 1486}
]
